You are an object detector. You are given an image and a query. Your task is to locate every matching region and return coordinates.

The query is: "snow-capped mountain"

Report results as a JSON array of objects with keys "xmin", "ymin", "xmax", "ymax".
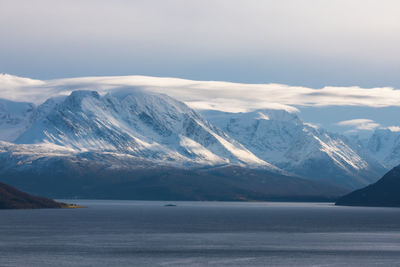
[
  {"xmin": 360, "ymin": 128, "xmax": 400, "ymax": 169},
  {"xmin": 9, "ymin": 89, "xmax": 276, "ymax": 170},
  {"xmin": 0, "ymin": 99, "xmax": 35, "ymax": 142},
  {"xmin": 202, "ymin": 109, "xmax": 385, "ymax": 188},
  {"xmin": 0, "ymin": 88, "xmax": 387, "ymax": 191}
]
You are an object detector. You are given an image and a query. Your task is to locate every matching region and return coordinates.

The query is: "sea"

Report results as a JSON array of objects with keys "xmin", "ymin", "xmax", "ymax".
[{"xmin": 1, "ymin": 200, "xmax": 400, "ymax": 266}]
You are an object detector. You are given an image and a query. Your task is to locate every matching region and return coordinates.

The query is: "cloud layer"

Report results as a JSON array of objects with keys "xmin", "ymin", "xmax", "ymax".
[
  {"xmin": 1, "ymin": 1, "xmax": 400, "ymax": 87},
  {"xmin": 2, "ymin": 74, "xmax": 400, "ymax": 113},
  {"xmin": 337, "ymin": 119, "xmax": 380, "ymax": 131},
  {"xmin": 336, "ymin": 118, "xmax": 400, "ymax": 134}
]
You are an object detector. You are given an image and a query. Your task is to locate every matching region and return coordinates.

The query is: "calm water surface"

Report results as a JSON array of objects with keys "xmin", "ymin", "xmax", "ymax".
[{"xmin": 1, "ymin": 201, "xmax": 400, "ymax": 266}]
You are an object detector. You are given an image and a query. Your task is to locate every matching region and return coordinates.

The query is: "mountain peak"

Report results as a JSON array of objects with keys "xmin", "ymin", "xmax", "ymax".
[
  {"xmin": 12, "ymin": 89, "xmax": 276, "ymax": 170},
  {"xmin": 0, "ymin": 99, "xmax": 35, "ymax": 142},
  {"xmin": 254, "ymin": 109, "xmax": 302, "ymax": 123},
  {"xmin": 67, "ymin": 90, "xmax": 100, "ymax": 102},
  {"xmin": 0, "ymin": 89, "xmax": 387, "ymax": 189},
  {"xmin": 203, "ymin": 108, "xmax": 384, "ymax": 188}
]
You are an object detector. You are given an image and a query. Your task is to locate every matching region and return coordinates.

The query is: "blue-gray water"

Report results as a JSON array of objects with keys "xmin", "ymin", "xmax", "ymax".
[{"xmin": 1, "ymin": 201, "xmax": 400, "ymax": 266}]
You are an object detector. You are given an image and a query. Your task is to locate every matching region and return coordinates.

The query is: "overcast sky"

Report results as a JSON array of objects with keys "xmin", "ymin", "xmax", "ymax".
[{"xmin": 1, "ymin": 0, "xmax": 400, "ymax": 88}]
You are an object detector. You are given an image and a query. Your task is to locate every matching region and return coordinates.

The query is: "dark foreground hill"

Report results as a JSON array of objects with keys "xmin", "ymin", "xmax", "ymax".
[
  {"xmin": 0, "ymin": 181, "xmax": 70, "ymax": 209},
  {"xmin": 0, "ymin": 157, "xmax": 348, "ymax": 201},
  {"xmin": 336, "ymin": 165, "xmax": 400, "ymax": 207}
]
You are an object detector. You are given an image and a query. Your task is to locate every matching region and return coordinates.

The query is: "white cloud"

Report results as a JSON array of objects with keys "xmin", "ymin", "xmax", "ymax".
[
  {"xmin": 386, "ymin": 126, "xmax": 400, "ymax": 132},
  {"xmin": 304, "ymin": 122, "xmax": 320, "ymax": 129},
  {"xmin": 2, "ymin": 74, "xmax": 400, "ymax": 113},
  {"xmin": 337, "ymin": 119, "xmax": 380, "ymax": 131}
]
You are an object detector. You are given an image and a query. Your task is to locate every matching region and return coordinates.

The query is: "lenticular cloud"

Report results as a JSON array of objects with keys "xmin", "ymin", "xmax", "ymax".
[{"xmin": 1, "ymin": 73, "xmax": 399, "ymax": 112}]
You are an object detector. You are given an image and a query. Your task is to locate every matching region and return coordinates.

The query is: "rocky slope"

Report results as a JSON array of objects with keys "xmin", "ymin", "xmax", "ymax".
[{"xmin": 0, "ymin": 155, "xmax": 347, "ymax": 201}]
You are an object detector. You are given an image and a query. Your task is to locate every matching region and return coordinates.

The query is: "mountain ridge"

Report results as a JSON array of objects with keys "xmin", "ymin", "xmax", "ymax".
[
  {"xmin": 336, "ymin": 165, "xmax": 400, "ymax": 207},
  {"xmin": 0, "ymin": 88, "xmax": 388, "ymax": 197},
  {"xmin": 14, "ymin": 89, "xmax": 277, "ymax": 170},
  {"xmin": 202, "ymin": 109, "xmax": 385, "ymax": 188}
]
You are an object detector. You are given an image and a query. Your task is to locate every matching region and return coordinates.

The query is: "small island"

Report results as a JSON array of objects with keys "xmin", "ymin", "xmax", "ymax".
[{"xmin": 0, "ymin": 181, "xmax": 84, "ymax": 209}]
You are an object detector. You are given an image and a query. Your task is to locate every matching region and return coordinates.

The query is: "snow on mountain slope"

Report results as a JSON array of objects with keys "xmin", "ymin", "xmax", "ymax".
[
  {"xmin": 14, "ymin": 89, "xmax": 277, "ymax": 170},
  {"xmin": 362, "ymin": 128, "xmax": 400, "ymax": 169},
  {"xmin": 202, "ymin": 109, "xmax": 385, "ymax": 188},
  {"xmin": 0, "ymin": 99, "xmax": 35, "ymax": 142},
  {"xmin": 0, "ymin": 88, "xmax": 387, "ymax": 188},
  {"xmin": 201, "ymin": 110, "xmax": 302, "ymax": 164}
]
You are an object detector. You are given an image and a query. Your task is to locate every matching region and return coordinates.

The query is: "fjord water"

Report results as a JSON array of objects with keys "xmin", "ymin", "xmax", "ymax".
[{"xmin": 1, "ymin": 201, "xmax": 400, "ymax": 266}]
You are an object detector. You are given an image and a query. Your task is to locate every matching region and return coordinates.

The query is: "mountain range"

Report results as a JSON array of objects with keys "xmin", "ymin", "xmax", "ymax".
[
  {"xmin": 202, "ymin": 110, "xmax": 385, "ymax": 189},
  {"xmin": 352, "ymin": 129, "xmax": 400, "ymax": 169},
  {"xmin": 0, "ymin": 87, "xmax": 395, "ymax": 200}
]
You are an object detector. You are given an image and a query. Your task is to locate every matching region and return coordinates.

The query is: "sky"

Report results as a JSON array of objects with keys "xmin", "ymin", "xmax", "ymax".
[
  {"xmin": 1, "ymin": 0, "xmax": 400, "ymax": 136},
  {"xmin": 1, "ymin": 0, "xmax": 400, "ymax": 87}
]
